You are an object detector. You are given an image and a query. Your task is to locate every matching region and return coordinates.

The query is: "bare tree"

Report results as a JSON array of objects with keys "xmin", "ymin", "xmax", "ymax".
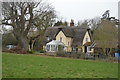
[
  {"xmin": 88, "ymin": 17, "xmax": 101, "ymax": 32},
  {"xmin": 77, "ymin": 17, "xmax": 101, "ymax": 31},
  {"xmin": 2, "ymin": 1, "xmax": 56, "ymax": 52},
  {"xmin": 77, "ymin": 19, "xmax": 89, "ymax": 29}
]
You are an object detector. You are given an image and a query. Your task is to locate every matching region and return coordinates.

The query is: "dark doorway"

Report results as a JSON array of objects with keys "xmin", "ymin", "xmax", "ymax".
[{"xmin": 85, "ymin": 46, "xmax": 87, "ymax": 53}]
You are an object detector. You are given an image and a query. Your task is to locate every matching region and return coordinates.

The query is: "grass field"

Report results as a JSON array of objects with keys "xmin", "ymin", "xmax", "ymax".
[{"xmin": 2, "ymin": 53, "xmax": 118, "ymax": 78}]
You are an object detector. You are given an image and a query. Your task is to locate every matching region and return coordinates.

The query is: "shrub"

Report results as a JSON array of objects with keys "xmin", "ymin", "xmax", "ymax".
[
  {"xmin": 79, "ymin": 52, "xmax": 85, "ymax": 59},
  {"xmin": 56, "ymin": 51, "xmax": 69, "ymax": 57},
  {"xmin": 39, "ymin": 50, "xmax": 46, "ymax": 53},
  {"xmin": 70, "ymin": 52, "xmax": 85, "ymax": 59},
  {"xmin": 70, "ymin": 53, "xmax": 79, "ymax": 59},
  {"xmin": 7, "ymin": 45, "xmax": 27, "ymax": 54},
  {"xmin": 56, "ymin": 51, "xmax": 85, "ymax": 59},
  {"xmin": 27, "ymin": 50, "xmax": 35, "ymax": 54}
]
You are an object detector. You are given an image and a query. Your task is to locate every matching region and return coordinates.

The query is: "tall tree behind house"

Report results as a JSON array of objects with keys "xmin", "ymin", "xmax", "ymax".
[
  {"xmin": 93, "ymin": 19, "xmax": 118, "ymax": 56},
  {"xmin": 54, "ymin": 20, "xmax": 68, "ymax": 26}
]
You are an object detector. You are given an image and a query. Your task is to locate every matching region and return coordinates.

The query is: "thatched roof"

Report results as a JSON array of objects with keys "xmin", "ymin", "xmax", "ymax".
[
  {"xmin": 72, "ymin": 27, "xmax": 90, "ymax": 46},
  {"xmin": 43, "ymin": 26, "xmax": 92, "ymax": 46}
]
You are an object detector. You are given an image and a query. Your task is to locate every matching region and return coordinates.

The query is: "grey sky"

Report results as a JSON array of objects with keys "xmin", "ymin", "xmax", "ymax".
[{"xmin": 47, "ymin": 0, "xmax": 119, "ymax": 23}]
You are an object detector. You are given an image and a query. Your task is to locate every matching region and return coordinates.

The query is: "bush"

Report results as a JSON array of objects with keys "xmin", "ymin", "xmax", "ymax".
[
  {"xmin": 4, "ymin": 45, "xmax": 37, "ymax": 54},
  {"xmin": 39, "ymin": 50, "xmax": 46, "ymax": 53},
  {"xmin": 56, "ymin": 51, "xmax": 85, "ymax": 59},
  {"xmin": 27, "ymin": 50, "xmax": 35, "ymax": 54},
  {"xmin": 70, "ymin": 52, "xmax": 85, "ymax": 59},
  {"xmin": 56, "ymin": 51, "xmax": 69, "ymax": 57},
  {"xmin": 70, "ymin": 53, "xmax": 80, "ymax": 59},
  {"xmin": 7, "ymin": 45, "xmax": 27, "ymax": 54}
]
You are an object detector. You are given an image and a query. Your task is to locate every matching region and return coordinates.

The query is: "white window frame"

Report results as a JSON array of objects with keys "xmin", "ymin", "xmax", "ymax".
[
  {"xmin": 60, "ymin": 37, "xmax": 62, "ymax": 42},
  {"xmin": 86, "ymin": 37, "xmax": 88, "ymax": 42},
  {"xmin": 87, "ymin": 46, "xmax": 91, "ymax": 52}
]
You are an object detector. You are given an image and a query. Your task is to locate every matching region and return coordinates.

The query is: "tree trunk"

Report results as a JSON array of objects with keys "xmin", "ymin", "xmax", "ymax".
[
  {"xmin": 29, "ymin": 39, "xmax": 35, "ymax": 51},
  {"xmin": 18, "ymin": 35, "xmax": 29, "ymax": 53},
  {"xmin": 31, "ymin": 40, "xmax": 35, "ymax": 51}
]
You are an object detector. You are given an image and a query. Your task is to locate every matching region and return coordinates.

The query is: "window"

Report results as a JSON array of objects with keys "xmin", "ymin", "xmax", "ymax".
[
  {"xmin": 60, "ymin": 37, "xmax": 62, "ymax": 42},
  {"xmin": 51, "ymin": 45, "xmax": 56, "ymax": 51},
  {"xmin": 87, "ymin": 46, "xmax": 91, "ymax": 52},
  {"xmin": 51, "ymin": 45, "xmax": 54, "ymax": 51},
  {"xmin": 86, "ymin": 37, "xmax": 88, "ymax": 42},
  {"xmin": 47, "ymin": 36, "xmax": 50, "ymax": 41},
  {"xmin": 68, "ymin": 42, "xmax": 70, "ymax": 46},
  {"xmin": 72, "ymin": 47, "xmax": 78, "ymax": 52},
  {"xmin": 46, "ymin": 45, "xmax": 50, "ymax": 51}
]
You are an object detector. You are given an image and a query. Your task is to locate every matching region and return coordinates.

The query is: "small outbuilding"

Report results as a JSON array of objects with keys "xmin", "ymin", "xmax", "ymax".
[{"xmin": 46, "ymin": 40, "xmax": 65, "ymax": 52}]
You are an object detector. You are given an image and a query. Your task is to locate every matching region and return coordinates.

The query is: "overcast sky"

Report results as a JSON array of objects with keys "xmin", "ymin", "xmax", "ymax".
[{"xmin": 47, "ymin": 0, "xmax": 119, "ymax": 23}]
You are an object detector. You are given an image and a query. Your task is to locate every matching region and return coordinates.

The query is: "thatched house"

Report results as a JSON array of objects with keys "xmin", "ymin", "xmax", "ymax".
[{"xmin": 43, "ymin": 24, "xmax": 94, "ymax": 53}]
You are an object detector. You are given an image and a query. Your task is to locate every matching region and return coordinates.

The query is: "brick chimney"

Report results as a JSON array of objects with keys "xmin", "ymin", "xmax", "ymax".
[{"xmin": 70, "ymin": 19, "xmax": 74, "ymax": 27}]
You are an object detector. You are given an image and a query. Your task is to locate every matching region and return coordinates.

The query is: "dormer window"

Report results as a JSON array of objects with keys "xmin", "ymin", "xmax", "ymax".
[
  {"xmin": 86, "ymin": 37, "xmax": 88, "ymax": 42},
  {"xmin": 60, "ymin": 37, "xmax": 62, "ymax": 42}
]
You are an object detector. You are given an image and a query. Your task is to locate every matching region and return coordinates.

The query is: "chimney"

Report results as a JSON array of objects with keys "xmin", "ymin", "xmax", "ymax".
[{"xmin": 70, "ymin": 19, "xmax": 74, "ymax": 27}]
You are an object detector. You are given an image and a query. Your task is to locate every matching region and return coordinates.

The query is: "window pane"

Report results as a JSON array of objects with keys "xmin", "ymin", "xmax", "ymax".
[
  {"xmin": 46, "ymin": 45, "xmax": 50, "ymax": 51},
  {"xmin": 60, "ymin": 37, "xmax": 62, "ymax": 42},
  {"xmin": 86, "ymin": 38, "xmax": 88, "ymax": 42}
]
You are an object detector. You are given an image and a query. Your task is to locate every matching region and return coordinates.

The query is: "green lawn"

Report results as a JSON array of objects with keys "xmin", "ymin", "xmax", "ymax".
[{"xmin": 2, "ymin": 53, "xmax": 118, "ymax": 78}]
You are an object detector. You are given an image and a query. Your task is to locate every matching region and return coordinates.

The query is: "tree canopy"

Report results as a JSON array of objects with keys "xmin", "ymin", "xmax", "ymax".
[
  {"xmin": 93, "ymin": 19, "xmax": 118, "ymax": 41},
  {"xmin": 2, "ymin": 1, "xmax": 56, "ymax": 52}
]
